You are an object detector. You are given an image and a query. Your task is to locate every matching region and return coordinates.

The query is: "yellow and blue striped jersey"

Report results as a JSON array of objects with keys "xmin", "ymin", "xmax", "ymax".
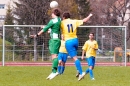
[
  {"xmin": 82, "ymin": 40, "xmax": 98, "ymax": 58},
  {"xmin": 59, "ymin": 40, "xmax": 67, "ymax": 53},
  {"xmin": 61, "ymin": 19, "xmax": 83, "ymax": 41}
]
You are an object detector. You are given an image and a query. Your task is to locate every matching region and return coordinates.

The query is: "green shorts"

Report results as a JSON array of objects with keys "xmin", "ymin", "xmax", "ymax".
[{"xmin": 49, "ymin": 39, "xmax": 61, "ymax": 54}]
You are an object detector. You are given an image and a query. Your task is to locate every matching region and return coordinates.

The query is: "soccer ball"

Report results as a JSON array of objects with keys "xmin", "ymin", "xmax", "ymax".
[{"xmin": 50, "ymin": 1, "xmax": 58, "ymax": 8}]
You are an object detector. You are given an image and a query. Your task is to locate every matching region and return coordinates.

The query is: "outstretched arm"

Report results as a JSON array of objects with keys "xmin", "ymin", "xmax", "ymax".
[
  {"xmin": 30, "ymin": 26, "xmax": 44, "ymax": 38},
  {"xmin": 82, "ymin": 13, "xmax": 93, "ymax": 23}
]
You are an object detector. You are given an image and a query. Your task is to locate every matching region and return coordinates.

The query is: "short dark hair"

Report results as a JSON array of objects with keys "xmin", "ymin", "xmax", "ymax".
[
  {"xmin": 89, "ymin": 32, "xmax": 94, "ymax": 36},
  {"xmin": 62, "ymin": 12, "xmax": 70, "ymax": 19},
  {"xmin": 52, "ymin": 8, "xmax": 61, "ymax": 17}
]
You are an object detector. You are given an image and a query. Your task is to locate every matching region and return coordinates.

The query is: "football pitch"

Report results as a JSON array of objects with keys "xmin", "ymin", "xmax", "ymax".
[{"xmin": 0, "ymin": 66, "xmax": 130, "ymax": 86}]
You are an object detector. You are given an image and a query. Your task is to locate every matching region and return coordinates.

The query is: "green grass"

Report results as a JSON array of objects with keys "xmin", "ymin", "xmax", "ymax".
[{"xmin": 0, "ymin": 66, "xmax": 130, "ymax": 86}]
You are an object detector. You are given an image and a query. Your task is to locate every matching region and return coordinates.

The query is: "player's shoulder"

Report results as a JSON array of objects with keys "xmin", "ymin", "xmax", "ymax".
[
  {"xmin": 51, "ymin": 17, "xmax": 61, "ymax": 23},
  {"xmin": 61, "ymin": 19, "xmax": 66, "ymax": 23},
  {"xmin": 93, "ymin": 40, "xmax": 98, "ymax": 43},
  {"xmin": 62, "ymin": 18, "xmax": 73, "ymax": 21},
  {"xmin": 73, "ymin": 19, "xmax": 83, "ymax": 22},
  {"xmin": 93, "ymin": 40, "xmax": 97, "ymax": 42},
  {"xmin": 85, "ymin": 40, "xmax": 89, "ymax": 43}
]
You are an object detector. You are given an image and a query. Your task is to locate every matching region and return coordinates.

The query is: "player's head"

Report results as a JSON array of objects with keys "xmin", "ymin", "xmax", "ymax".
[
  {"xmin": 52, "ymin": 8, "xmax": 61, "ymax": 18},
  {"xmin": 89, "ymin": 32, "xmax": 94, "ymax": 40},
  {"xmin": 62, "ymin": 12, "xmax": 70, "ymax": 19}
]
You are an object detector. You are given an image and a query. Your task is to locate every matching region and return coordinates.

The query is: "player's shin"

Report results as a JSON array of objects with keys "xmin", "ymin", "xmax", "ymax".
[
  {"xmin": 58, "ymin": 66, "xmax": 61, "ymax": 74},
  {"xmin": 89, "ymin": 68, "xmax": 94, "ymax": 79},
  {"xmin": 74, "ymin": 60, "xmax": 83, "ymax": 75},
  {"xmin": 61, "ymin": 66, "xmax": 65, "ymax": 74},
  {"xmin": 52, "ymin": 58, "xmax": 58, "ymax": 73},
  {"xmin": 86, "ymin": 68, "xmax": 89, "ymax": 74}
]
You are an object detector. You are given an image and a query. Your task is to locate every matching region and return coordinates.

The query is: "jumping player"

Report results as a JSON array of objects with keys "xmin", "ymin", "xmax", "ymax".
[
  {"xmin": 60, "ymin": 12, "xmax": 93, "ymax": 81},
  {"xmin": 30, "ymin": 8, "xmax": 61, "ymax": 80}
]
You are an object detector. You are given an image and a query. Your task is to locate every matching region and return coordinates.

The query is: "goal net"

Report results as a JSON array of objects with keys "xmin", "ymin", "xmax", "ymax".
[{"xmin": 1, "ymin": 25, "xmax": 127, "ymax": 66}]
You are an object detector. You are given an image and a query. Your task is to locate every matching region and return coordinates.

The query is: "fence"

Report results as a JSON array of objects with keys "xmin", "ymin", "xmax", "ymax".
[{"xmin": 2, "ymin": 25, "xmax": 127, "ymax": 66}]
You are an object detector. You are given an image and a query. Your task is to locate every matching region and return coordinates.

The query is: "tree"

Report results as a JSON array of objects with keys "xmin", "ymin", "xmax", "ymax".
[
  {"xmin": 103, "ymin": 0, "xmax": 130, "ymax": 26},
  {"xmin": 88, "ymin": 0, "xmax": 130, "ymax": 25},
  {"xmin": 49, "ymin": 0, "xmax": 79, "ymax": 18},
  {"xmin": 4, "ymin": 3, "xmax": 14, "ymax": 25},
  {"xmin": 75, "ymin": 0, "xmax": 92, "ymax": 19},
  {"xmin": 13, "ymin": 0, "xmax": 50, "ymax": 25},
  {"xmin": 13, "ymin": 0, "xmax": 51, "ymax": 45},
  {"xmin": 4, "ymin": 2, "xmax": 15, "ymax": 44},
  {"xmin": 89, "ymin": 0, "xmax": 130, "ymax": 44},
  {"xmin": 103, "ymin": 0, "xmax": 130, "ymax": 42},
  {"xmin": 88, "ymin": 0, "xmax": 115, "ymax": 25}
]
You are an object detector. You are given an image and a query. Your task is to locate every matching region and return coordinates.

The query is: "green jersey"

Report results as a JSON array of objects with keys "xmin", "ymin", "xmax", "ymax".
[{"xmin": 43, "ymin": 17, "xmax": 61, "ymax": 39}]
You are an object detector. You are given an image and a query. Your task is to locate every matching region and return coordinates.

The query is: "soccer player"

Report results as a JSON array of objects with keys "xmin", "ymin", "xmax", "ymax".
[
  {"xmin": 58, "ymin": 35, "xmax": 68, "ymax": 74},
  {"xmin": 60, "ymin": 12, "xmax": 93, "ymax": 81},
  {"xmin": 30, "ymin": 8, "xmax": 61, "ymax": 80},
  {"xmin": 81, "ymin": 33, "xmax": 98, "ymax": 80}
]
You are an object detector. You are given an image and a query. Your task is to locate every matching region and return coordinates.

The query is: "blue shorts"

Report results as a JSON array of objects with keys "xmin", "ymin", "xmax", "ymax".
[
  {"xmin": 58, "ymin": 52, "xmax": 68, "ymax": 63},
  {"xmin": 86, "ymin": 56, "xmax": 95, "ymax": 67},
  {"xmin": 65, "ymin": 38, "xmax": 78, "ymax": 58}
]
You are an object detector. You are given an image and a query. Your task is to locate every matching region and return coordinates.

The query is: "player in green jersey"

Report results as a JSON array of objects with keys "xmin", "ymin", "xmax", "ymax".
[{"xmin": 30, "ymin": 8, "xmax": 61, "ymax": 80}]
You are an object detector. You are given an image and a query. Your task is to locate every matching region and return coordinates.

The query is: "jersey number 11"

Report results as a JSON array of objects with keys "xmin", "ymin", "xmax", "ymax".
[{"xmin": 67, "ymin": 24, "xmax": 73, "ymax": 33}]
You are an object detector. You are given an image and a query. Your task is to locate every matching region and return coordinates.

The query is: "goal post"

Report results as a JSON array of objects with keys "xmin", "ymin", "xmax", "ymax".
[
  {"xmin": 2, "ymin": 25, "xmax": 127, "ymax": 66},
  {"xmin": 78, "ymin": 25, "xmax": 127, "ymax": 66},
  {"xmin": 2, "ymin": 25, "xmax": 42, "ymax": 66}
]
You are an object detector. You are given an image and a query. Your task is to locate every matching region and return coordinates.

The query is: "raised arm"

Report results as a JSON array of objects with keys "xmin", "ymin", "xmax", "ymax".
[{"xmin": 82, "ymin": 13, "xmax": 93, "ymax": 23}]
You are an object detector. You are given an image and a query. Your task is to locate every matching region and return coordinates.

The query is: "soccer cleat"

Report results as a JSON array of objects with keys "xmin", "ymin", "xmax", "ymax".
[
  {"xmin": 55, "ymin": 72, "xmax": 59, "ymax": 76},
  {"xmin": 76, "ymin": 72, "xmax": 80, "ymax": 78},
  {"xmin": 49, "ymin": 72, "xmax": 59, "ymax": 80},
  {"xmin": 46, "ymin": 72, "xmax": 53, "ymax": 80},
  {"xmin": 91, "ymin": 78, "xmax": 95, "ymax": 80},
  {"xmin": 78, "ymin": 72, "xmax": 86, "ymax": 81}
]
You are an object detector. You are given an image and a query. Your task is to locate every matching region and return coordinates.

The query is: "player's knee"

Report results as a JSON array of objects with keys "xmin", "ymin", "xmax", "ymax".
[
  {"xmin": 89, "ymin": 66, "xmax": 93, "ymax": 70},
  {"xmin": 73, "ymin": 56, "xmax": 78, "ymax": 61},
  {"xmin": 62, "ymin": 62, "xmax": 65, "ymax": 66},
  {"xmin": 59, "ymin": 60, "xmax": 62, "ymax": 64}
]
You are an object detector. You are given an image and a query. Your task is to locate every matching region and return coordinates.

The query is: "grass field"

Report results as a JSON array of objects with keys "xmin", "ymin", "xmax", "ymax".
[{"xmin": 0, "ymin": 66, "xmax": 130, "ymax": 86}]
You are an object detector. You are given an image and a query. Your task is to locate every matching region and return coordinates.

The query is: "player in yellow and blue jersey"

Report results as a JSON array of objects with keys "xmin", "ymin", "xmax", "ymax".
[
  {"xmin": 81, "ymin": 33, "xmax": 98, "ymax": 80},
  {"xmin": 60, "ymin": 12, "xmax": 93, "ymax": 81},
  {"xmin": 58, "ymin": 35, "xmax": 68, "ymax": 74}
]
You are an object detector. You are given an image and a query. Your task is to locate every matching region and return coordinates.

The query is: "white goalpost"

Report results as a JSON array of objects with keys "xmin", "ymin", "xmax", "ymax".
[
  {"xmin": 78, "ymin": 26, "xmax": 127, "ymax": 66},
  {"xmin": 2, "ymin": 25, "xmax": 127, "ymax": 66},
  {"xmin": 2, "ymin": 25, "xmax": 42, "ymax": 66}
]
